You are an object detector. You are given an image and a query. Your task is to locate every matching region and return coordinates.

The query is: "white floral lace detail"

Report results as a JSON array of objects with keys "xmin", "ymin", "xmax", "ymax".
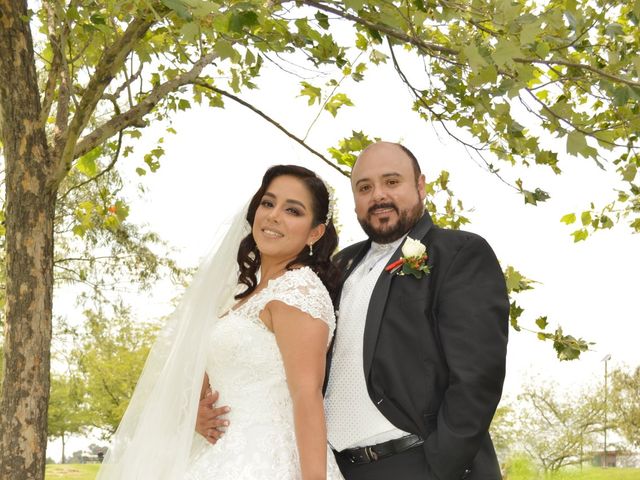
[
  {"xmin": 238, "ymin": 266, "xmax": 336, "ymax": 345},
  {"xmin": 182, "ymin": 266, "xmax": 344, "ymax": 480}
]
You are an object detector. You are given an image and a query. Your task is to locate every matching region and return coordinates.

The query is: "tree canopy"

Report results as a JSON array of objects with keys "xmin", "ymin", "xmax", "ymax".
[{"xmin": 610, "ymin": 365, "xmax": 640, "ymax": 448}]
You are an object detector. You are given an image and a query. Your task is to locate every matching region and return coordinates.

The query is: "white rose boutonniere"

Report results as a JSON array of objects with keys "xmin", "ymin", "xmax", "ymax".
[
  {"xmin": 385, "ymin": 236, "xmax": 431, "ymax": 279},
  {"xmin": 401, "ymin": 237, "xmax": 426, "ymax": 258}
]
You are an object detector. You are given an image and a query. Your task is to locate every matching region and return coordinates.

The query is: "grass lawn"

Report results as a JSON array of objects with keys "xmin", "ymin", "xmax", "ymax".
[
  {"xmin": 509, "ymin": 467, "xmax": 640, "ymax": 479},
  {"xmin": 45, "ymin": 464, "xmax": 100, "ymax": 480},
  {"xmin": 44, "ymin": 464, "xmax": 640, "ymax": 480},
  {"xmin": 548, "ymin": 468, "xmax": 640, "ymax": 479}
]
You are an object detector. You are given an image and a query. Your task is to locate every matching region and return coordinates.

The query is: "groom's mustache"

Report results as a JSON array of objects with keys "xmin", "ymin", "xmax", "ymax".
[{"xmin": 368, "ymin": 203, "xmax": 398, "ymax": 215}]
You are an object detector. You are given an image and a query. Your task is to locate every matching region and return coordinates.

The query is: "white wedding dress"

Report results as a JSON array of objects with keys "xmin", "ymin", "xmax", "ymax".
[{"xmin": 183, "ymin": 266, "xmax": 345, "ymax": 479}]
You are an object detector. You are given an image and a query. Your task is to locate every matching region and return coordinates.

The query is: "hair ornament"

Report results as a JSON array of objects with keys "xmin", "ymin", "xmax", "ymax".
[{"xmin": 321, "ymin": 179, "xmax": 336, "ymax": 226}]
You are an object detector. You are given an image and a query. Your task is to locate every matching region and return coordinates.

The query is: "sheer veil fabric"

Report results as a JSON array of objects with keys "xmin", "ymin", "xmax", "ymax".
[{"xmin": 97, "ymin": 206, "xmax": 250, "ymax": 480}]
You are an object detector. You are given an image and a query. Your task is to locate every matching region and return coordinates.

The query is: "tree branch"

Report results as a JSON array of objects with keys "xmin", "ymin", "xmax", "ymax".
[
  {"xmin": 194, "ymin": 81, "xmax": 350, "ymax": 177},
  {"xmin": 515, "ymin": 57, "xmax": 640, "ymax": 88},
  {"xmin": 40, "ymin": 1, "xmax": 65, "ymax": 126},
  {"xmin": 299, "ymin": 0, "xmax": 458, "ymax": 56},
  {"xmin": 107, "ymin": 60, "xmax": 144, "ymax": 107},
  {"xmin": 298, "ymin": 0, "xmax": 640, "ymax": 89},
  {"xmin": 74, "ymin": 50, "xmax": 220, "ymax": 160},
  {"xmin": 59, "ymin": 130, "xmax": 122, "ymax": 203},
  {"xmin": 388, "ymin": 42, "xmax": 518, "ymax": 191},
  {"xmin": 51, "ymin": 15, "xmax": 155, "ymax": 188}
]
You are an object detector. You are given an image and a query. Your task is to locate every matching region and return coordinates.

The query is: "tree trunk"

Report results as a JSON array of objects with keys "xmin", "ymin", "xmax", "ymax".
[
  {"xmin": 61, "ymin": 433, "xmax": 66, "ymax": 465},
  {"xmin": 0, "ymin": 1, "xmax": 57, "ymax": 479}
]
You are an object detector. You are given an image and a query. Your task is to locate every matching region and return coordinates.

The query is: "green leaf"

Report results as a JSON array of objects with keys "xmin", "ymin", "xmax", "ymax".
[
  {"xmin": 90, "ymin": 14, "xmax": 106, "ymax": 25},
  {"xmin": 476, "ymin": 65, "xmax": 498, "ymax": 84},
  {"xmin": 552, "ymin": 328, "xmax": 590, "ymax": 361},
  {"xmin": 214, "ymin": 40, "xmax": 237, "ymax": 61},
  {"xmin": 72, "ymin": 225, "xmax": 86, "ymax": 237},
  {"xmin": 315, "ymin": 11, "xmax": 329, "ymax": 29},
  {"xmin": 160, "ymin": 0, "xmax": 192, "ymax": 21},
  {"xmin": 634, "ymin": 55, "xmax": 640, "ymax": 77},
  {"xmin": 613, "ymin": 87, "xmax": 630, "ymax": 106},
  {"xmin": 519, "ymin": 21, "xmax": 540, "ymax": 45},
  {"xmin": 564, "ymin": 11, "xmax": 578, "ymax": 30},
  {"xmin": 535, "ymin": 41, "xmax": 550, "ymax": 58},
  {"xmin": 492, "ymin": 39, "xmax": 522, "ymax": 68},
  {"xmin": 496, "ymin": 0, "xmax": 520, "ymax": 23},
  {"xmin": 566, "ymin": 131, "xmax": 587, "ymax": 156},
  {"xmin": 369, "ymin": 50, "xmax": 388, "ymax": 64},
  {"xmin": 76, "ymin": 156, "xmax": 97, "ymax": 177},
  {"xmin": 76, "ymin": 149, "xmax": 100, "ymax": 177},
  {"xmin": 535, "ymin": 316, "xmax": 548, "ymax": 330},
  {"xmin": 180, "ymin": 22, "xmax": 199, "ymax": 42},
  {"xmin": 580, "ymin": 211, "xmax": 591, "ymax": 226},
  {"xmin": 599, "ymin": 215, "xmax": 614, "ymax": 229},
  {"xmin": 565, "ymin": 130, "xmax": 598, "ymax": 158},
  {"xmin": 605, "ymin": 23, "xmax": 624, "ymax": 37},
  {"xmin": 324, "ymin": 93, "xmax": 354, "ymax": 117},
  {"xmin": 621, "ymin": 164, "xmax": 637, "ymax": 182},
  {"xmin": 355, "ymin": 33, "xmax": 368, "ymax": 50},
  {"xmin": 462, "ymin": 44, "xmax": 486, "ymax": 73},
  {"xmin": 504, "ymin": 266, "xmax": 535, "ymax": 293},
  {"xmin": 509, "ymin": 301, "xmax": 523, "ymax": 332},
  {"xmin": 523, "ymin": 188, "xmax": 550, "ymax": 205},
  {"xmin": 560, "ymin": 213, "xmax": 576, "ymax": 225},
  {"xmin": 504, "ymin": 266, "xmax": 523, "ymax": 292},
  {"xmin": 344, "ymin": 0, "xmax": 367, "ymax": 10},
  {"xmin": 629, "ymin": 86, "xmax": 640, "ymax": 102},
  {"xmin": 135, "ymin": 167, "xmax": 147, "ymax": 176},
  {"xmin": 299, "ymin": 82, "xmax": 321, "ymax": 106},
  {"xmin": 571, "ymin": 229, "xmax": 588, "ymax": 242},
  {"xmin": 634, "ymin": 0, "xmax": 640, "ymax": 19},
  {"xmin": 228, "ymin": 10, "xmax": 258, "ymax": 33},
  {"xmin": 328, "ymin": 131, "xmax": 377, "ymax": 168},
  {"xmin": 534, "ymin": 150, "xmax": 560, "ymax": 173},
  {"xmin": 211, "ymin": 11, "xmax": 229, "ymax": 33}
]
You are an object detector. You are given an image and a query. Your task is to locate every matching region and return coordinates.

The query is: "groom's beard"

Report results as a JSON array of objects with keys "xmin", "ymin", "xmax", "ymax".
[{"xmin": 358, "ymin": 199, "xmax": 425, "ymax": 244}]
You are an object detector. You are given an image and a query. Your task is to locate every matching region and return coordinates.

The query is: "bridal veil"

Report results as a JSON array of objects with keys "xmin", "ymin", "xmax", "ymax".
[{"xmin": 97, "ymin": 206, "xmax": 249, "ymax": 480}]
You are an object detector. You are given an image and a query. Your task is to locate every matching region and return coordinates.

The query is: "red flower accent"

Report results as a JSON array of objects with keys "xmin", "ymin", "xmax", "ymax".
[{"xmin": 385, "ymin": 258, "xmax": 404, "ymax": 273}]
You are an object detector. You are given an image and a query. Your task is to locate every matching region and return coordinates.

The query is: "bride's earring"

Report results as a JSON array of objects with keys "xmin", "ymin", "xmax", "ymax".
[{"xmin": 308, "ymin": 243, "xmax": 314, "ymax": 256}]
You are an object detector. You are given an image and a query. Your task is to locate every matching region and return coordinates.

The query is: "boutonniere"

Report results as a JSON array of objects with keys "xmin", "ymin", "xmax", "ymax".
[{"xmin": 385, "ymin": 237, "xmax": 431, "ymax": 279}]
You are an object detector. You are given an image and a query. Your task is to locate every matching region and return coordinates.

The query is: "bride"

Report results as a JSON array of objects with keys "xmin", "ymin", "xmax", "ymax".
[{"xmin": 97, "ymin": 165, "xmax": 345, "ymax": 479}]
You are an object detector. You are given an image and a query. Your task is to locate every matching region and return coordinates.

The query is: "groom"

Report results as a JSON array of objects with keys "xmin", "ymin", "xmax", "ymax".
[
  {"xmin": 196, "ymin": 141, "xmax": 509, "ymax": 479},
  {"xmin": 323, "ymin": 141, "xmax": 509, "ymax": 480}
]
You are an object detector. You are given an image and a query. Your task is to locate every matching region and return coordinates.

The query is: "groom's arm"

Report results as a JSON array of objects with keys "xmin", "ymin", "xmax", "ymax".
[{"xmin": 425, "ymin": 233, "xmax": 509, "ymax": 479}]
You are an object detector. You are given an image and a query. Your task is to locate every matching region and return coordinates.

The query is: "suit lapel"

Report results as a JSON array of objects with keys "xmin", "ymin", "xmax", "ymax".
[{"xmin": 363, "ymin": 212, "xmax": 435, "ymax": 378}]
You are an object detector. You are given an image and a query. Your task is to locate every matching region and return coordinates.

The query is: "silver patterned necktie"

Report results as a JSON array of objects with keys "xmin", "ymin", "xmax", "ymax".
[{"xmin": 361, "ymin": 242, "xmax": 396, "ymax": 273}]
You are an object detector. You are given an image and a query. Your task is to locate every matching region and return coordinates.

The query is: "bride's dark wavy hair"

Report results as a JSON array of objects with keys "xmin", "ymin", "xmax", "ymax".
[{"xmin": 235, "ymin": 165, "xmax": 340, "ymax": 302}]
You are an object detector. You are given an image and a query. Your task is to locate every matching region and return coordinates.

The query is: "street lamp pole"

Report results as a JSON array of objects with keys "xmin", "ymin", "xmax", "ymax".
[{"xmin": 602, "ymin": 353, "xmax": 611, "ymax": 468}]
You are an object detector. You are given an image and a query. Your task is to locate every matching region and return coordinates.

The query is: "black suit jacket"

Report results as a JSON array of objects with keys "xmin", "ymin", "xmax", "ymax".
[{"xmin": 327, "ymin": 213, "xmax": 509, "ymax": 480}]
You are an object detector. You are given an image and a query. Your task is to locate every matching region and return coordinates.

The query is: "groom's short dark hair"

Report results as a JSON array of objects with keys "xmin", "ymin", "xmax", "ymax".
[{"xmin": 395, "ymin": 143, "xmax": 421, "ymax": 181}]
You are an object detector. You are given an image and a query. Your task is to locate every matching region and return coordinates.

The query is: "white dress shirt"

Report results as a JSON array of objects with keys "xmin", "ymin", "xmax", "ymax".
[{"xmin": 325, "ymin": 236, "xmax": 410, "ymax": 451}]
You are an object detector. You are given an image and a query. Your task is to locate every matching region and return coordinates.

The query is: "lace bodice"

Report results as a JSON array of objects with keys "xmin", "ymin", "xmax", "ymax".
[
  {"xmin": 184, "ymin": 267, "xmax": 343, "ymax": 480},
  {"xmin": 234, "ymin": 266, "xmax": 336, "ymax": 343}
]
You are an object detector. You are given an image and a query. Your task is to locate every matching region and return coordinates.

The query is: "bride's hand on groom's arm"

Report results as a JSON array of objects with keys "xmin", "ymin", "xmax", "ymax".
[{"xmin": 196, "ymin": 387, "xmax": 231, "ymax": 445}]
